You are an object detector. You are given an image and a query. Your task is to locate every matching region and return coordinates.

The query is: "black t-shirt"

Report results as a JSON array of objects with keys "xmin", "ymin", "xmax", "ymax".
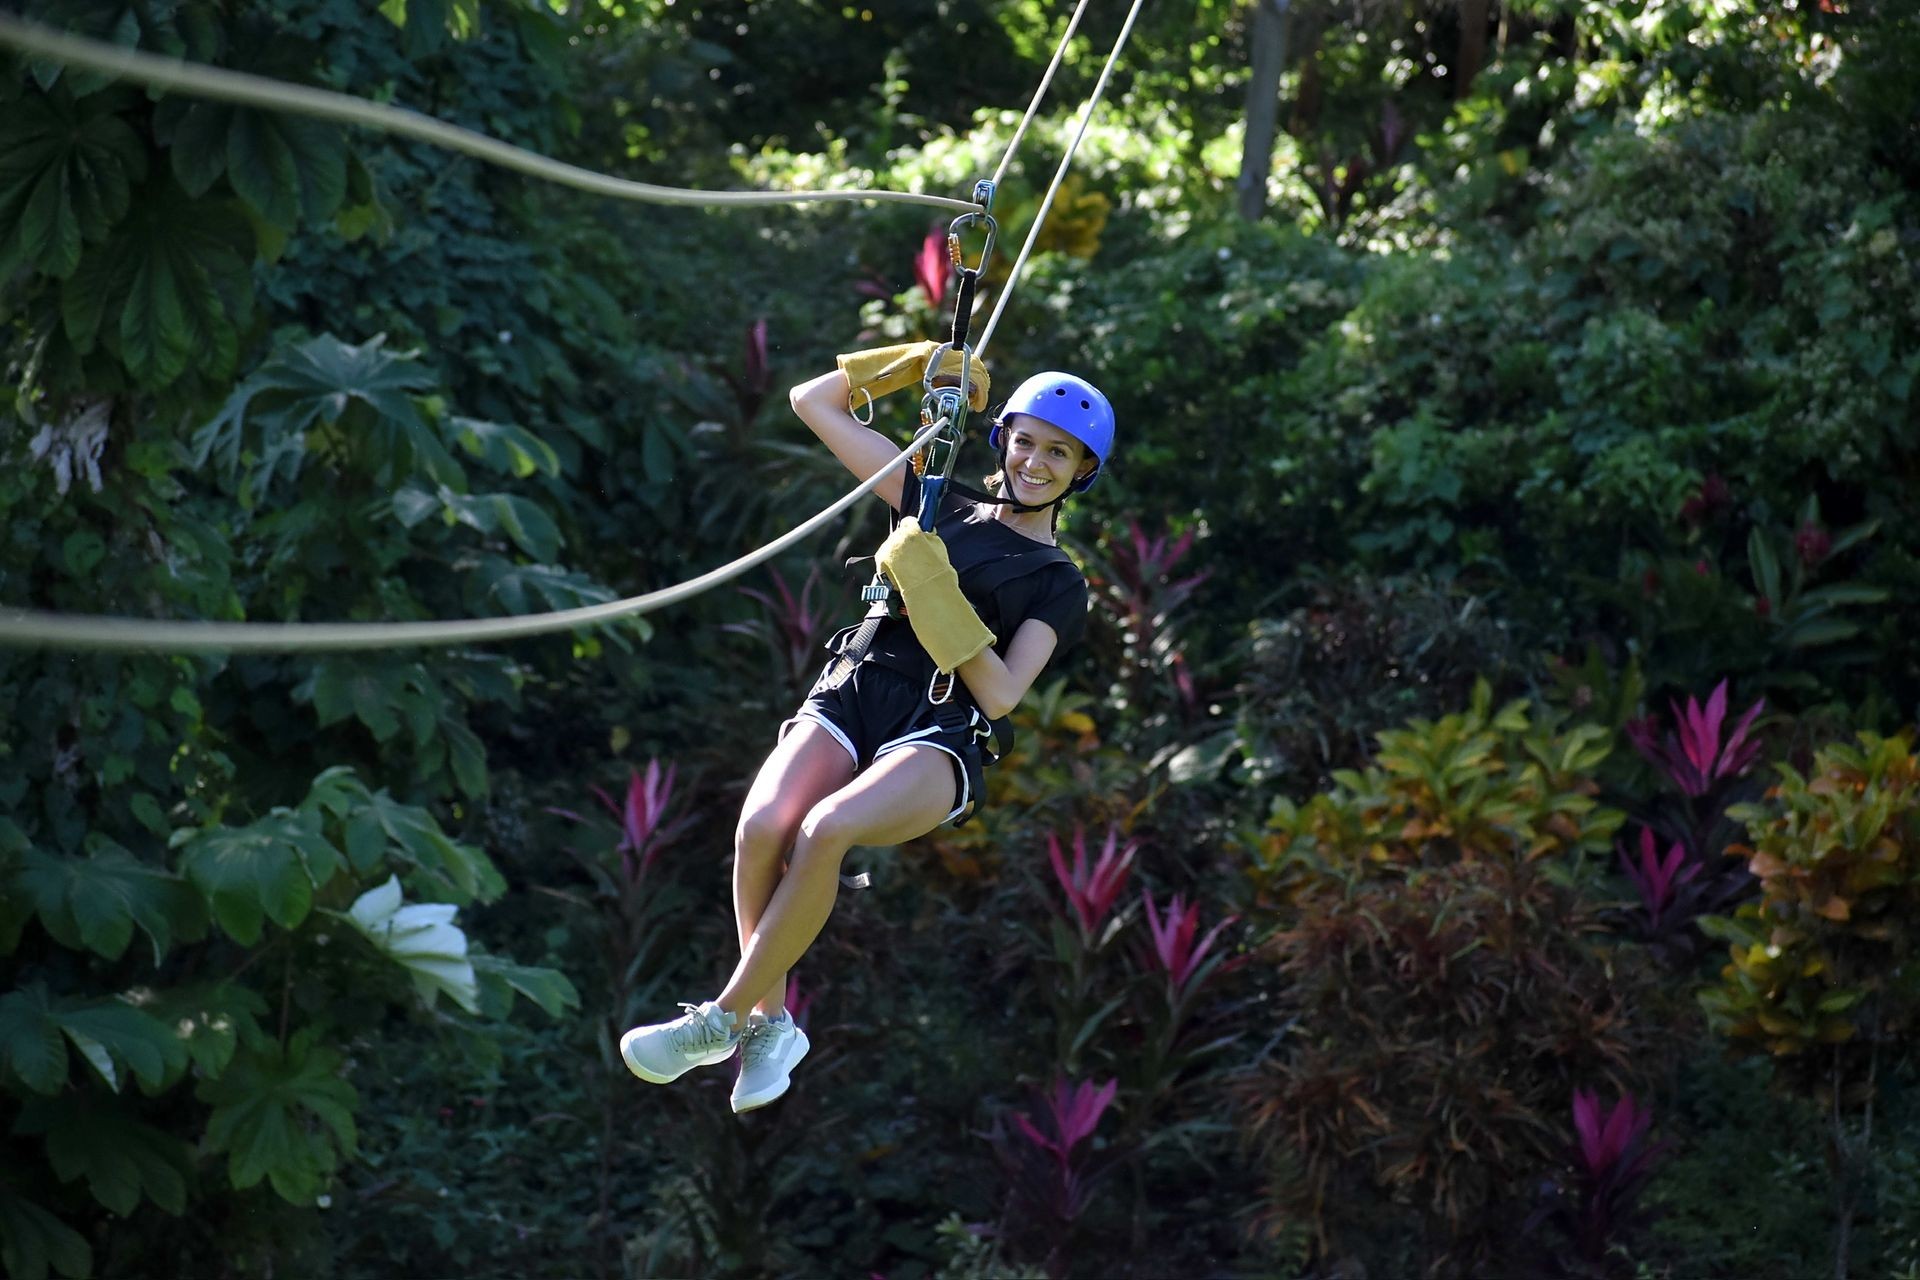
[{"xmin": 848, "ymin": 488, "xmax": 1089, "ymax": 681}]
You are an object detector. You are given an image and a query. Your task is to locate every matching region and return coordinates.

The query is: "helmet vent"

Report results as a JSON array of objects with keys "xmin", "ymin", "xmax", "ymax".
[{"xmin": 1080, "ymin": 399, "xmax": 1090, "ymax": 408}]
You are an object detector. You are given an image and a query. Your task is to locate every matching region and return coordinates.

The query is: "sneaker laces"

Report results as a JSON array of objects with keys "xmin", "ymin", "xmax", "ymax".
[
  {"xmin": 738, "ymin": 1017, "xmax": 789, "ymax": 1067},
  {"xmin": 666, "ymin": 1002, "xmax": 734, "ymax": 1054}
]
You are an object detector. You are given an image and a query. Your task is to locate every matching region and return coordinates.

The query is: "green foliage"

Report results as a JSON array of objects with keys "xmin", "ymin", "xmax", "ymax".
[
  {"xmin": 12, "ymin": 843, "xmax": 207, "ymax": 963},
  {"xmin": 0, "ymin": 83, "xmax": 146, "ymax": 280},
  {"xmin": 0, "ymin": 1184, "xmax": 92, "ymax": 1280},
  {"xmin": 1699, "ymin": 731, "xmax": 1920, "ymax": 1065},
  {"xmin": 16, "ymin": 1096, "xmax": 194, "ymax": 1216},
  {"xmin": 198, "ymin": 1030, "xmax": 359, "ymax": 1203},
  {"xmin": 1245, "ymin": 683, "xmax": 1660, "ymax": 1272}
]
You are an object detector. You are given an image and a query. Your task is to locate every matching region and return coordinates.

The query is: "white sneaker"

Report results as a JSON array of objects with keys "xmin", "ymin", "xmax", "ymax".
[
  {"xmin": 620, "ymin": 1001, "xmax": 739, "ymax": 1084},
  {"xmin": 730, "ymin": 1011, "xmax": 810, "ymax": 1113}
]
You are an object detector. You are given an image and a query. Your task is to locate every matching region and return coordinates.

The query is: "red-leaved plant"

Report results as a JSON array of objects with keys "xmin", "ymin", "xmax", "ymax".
[
  {"xmin": 985, "ymin": 1077, "xmax": 1126, "ymax": 1280},
  {"xmin": 1523, "ymin": 1091, "xmax": 1668, "ymax": 1274},
  {"xmin": 1083, "ymin": 518, "xmax": 1211, "ymax": 723},
  {"xmin": 725, "ymin": 563, "xmax": 846, "ymax": 698},
  {"xmin": 1618, "ymin": 679, "xmax": 1767, "ymax": 962}
]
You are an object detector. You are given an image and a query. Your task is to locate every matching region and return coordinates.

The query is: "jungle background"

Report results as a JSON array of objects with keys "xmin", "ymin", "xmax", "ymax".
[{"xmin": 3, "ymin": 0, "xmax": 1919, "ymax": 1276}]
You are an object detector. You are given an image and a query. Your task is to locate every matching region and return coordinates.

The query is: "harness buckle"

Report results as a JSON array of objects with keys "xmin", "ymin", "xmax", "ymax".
[{"xmin": 928, "ymin": 670, "xmax": 956, "ymax": 706}]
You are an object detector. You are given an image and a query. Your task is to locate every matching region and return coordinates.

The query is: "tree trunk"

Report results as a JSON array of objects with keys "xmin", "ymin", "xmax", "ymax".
[
  {"xmin": 1453, "ymin": 0, "xmax": 1491, "ymax": 99},
  {"xmin": 1236, "ymin": 0, "xmax": 1291, "ymax": 222}
]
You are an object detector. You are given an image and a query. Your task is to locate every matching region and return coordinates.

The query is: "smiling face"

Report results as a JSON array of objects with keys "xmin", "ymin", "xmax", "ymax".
[{"xmin": 1000, "ymin": 413, "xmax": 1095, "ymax": 505}]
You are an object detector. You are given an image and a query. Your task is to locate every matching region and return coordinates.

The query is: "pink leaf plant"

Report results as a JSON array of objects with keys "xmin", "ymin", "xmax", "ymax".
[
  {"xmin": 1013, "ymin": 1077, "xmax": 1118, "ymax": 1165},
  {"xmin": 1048, "ymin": 826, "xmax": 1137, "ymax": 943},
  {"xmin": 784, "ymin": 974, "xmax": 816, "ymax": 1034},
  {"xmin": 589, "ymin": 759, "xmax": 692, "ymax": 887},
  {"xmin": 1624, "ymin": 679, "xmax": 1765, "ymax": 798},
  {"xmin": 1540, "ymin": 1089, "xmax": 1670, "ymax": 1261},
  {"xmin": 718, "ymin": 317, "xmax": 772, "ymax": 426},
  {"xmin": 726, "ymin": 564, "xmax": 838, "ymax": 688},
  {"xmin": 1141, "ymin": 889, "xmax": 1238, "ymax": 997},
  {"xmin": 915, "ymin": 222, "xmax": 948, "ymax": 307},
  {"xmin": 1617, "ymin": 827, "xmax": 1699, "ymax": 932}
]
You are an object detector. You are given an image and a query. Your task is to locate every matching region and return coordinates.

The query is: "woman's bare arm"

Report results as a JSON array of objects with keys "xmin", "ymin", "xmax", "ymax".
[
  {"xmin": 953, "ymin": 618, "xmax": 1061, "ymax": 720},
  {"xmin": 788, "ymin": 369, "xmax": 909, "ymax": 512}
]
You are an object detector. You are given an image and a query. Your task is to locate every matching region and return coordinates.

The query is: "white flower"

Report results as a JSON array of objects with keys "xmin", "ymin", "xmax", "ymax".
[
  {"xmin": 28, "ymin": 398, "xmax": 111, "ymax": 496},
  {"xmin": 347, "ymin": 876, "xmax": 480, "ymax": 1013}
]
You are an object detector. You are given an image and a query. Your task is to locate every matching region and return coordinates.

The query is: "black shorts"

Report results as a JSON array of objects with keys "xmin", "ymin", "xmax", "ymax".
[{"xmin": 780, "ymin": 661, "xmax": 980, "ymax": 825}]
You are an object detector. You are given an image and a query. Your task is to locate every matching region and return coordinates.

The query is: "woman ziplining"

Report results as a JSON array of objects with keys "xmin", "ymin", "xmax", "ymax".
[{"xmin": 617, "ymin": 343, "xmax": 1116, "ymax": 1112}]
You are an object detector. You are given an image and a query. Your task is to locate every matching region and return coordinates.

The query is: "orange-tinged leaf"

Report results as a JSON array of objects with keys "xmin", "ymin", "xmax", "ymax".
[{"xmin": 1814, "ymin": 895, "xmax": 1851, "ymax": 922}]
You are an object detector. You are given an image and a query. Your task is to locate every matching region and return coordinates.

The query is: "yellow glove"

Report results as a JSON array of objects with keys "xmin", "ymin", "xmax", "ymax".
[
  {"xmin": 875, "ymin": 523, "xmax": 995, "ymax": 673},
  {"xmin": 838, "ymin": 341, "xmax": 990, "ymax": 413}
]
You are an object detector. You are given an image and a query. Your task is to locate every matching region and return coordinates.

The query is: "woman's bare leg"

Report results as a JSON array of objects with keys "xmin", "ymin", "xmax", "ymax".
[
  {"xmin": 732, "ymin": 721, "xmax": 855, "ymax": 1016},
  {"xmin": 716, "ymin": 745, "xmax": 957, "ymax": 1020}
]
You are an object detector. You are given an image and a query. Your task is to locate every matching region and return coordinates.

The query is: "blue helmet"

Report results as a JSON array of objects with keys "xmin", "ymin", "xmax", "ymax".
[{"xmin": 988, "ymin": 372, "xmax": 1115, "ymax": 493}]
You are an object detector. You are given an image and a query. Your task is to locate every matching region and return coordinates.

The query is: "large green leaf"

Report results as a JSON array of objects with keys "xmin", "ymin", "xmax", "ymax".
[
  {"xmin": 472, "ymin": 953, "xmax": 580, "ymax": 1019},
  {"xmin": 59, "ymin": 176, "xmax": 254, "ymax": 389},
  {"xmin": 467, "ymin": 555, "xmax": 619, "ymax": 617},
  {"xmin": 436, "ymin": 486, "xmax": 564, "ymax": 561},
  {"xmin": 0, "ymin": 86, "xmax": 146, "ymax": 280},
  {"xmin": 198, "ymin": 1030, "xmax": 358, "ymax": 1205},
  {"xmin": 0, "ymin": 1186, "xmax": 91, "ymax": 1280},
  {"xmin": 0, "ymin": 987, "xmax": 68, "ymax": 1095},
  {"xmin": 176, "ymin": 810, "xmax": 343, "ymax": 944},
  {"xmin": 449, "ymin": 417, "xmax": 560, "ymax": 478},
  {"xmin": 17, "ymin": 1097, "xmax": 192, "ymax": 1215},
  {"xmin": 142, "ymin": 983, "xmax": 268, "ymax": 1078},
  {"xmin": 343, "ymin": 876, "xmax": 479, "ymax": 1013},
  {"xmin": 302, "ymin": 768, "xmax": 504, "ymax": 904},
  {"xmin": 192, "ymin": 333, "xmax": 461, "ymax": 499},
  {"xmin": 12, "ymin": 845, "xmax": 207, "ymax": 964},
  {"xmin": 0, "ymin": 986, "xmax": 185, "ymax": 1095}
]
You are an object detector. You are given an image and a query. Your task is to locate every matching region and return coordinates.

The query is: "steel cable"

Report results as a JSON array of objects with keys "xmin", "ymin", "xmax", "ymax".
[{"xmin": 0, "ymin": 15, "xmax": 979, "ymax": 213}]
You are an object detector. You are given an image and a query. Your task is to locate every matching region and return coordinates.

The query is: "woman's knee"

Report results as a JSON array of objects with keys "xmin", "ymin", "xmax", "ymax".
[
  {"xmin": 735, "ymin": 802, "xmax": 798, "ymax": 865},
  {"xmin": 795, "ymin": 800, "xmax": 855, "ymax": 862}
]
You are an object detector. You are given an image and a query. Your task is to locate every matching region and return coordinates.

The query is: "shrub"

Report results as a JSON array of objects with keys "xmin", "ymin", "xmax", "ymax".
[{"xmin": 1242, "ymin": 682, "xmax": 1666, "ymax": 1275}]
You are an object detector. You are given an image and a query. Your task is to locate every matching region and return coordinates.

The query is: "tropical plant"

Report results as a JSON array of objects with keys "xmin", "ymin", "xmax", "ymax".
[
  {"xmin": 984, "ymin": 1076, "xmax": 1126, "ymax": 1280},
  {"xmin": 1697, "ymin": 730, "xmax": 1920, "ymax": 1277},
  {"xmin": 1242, "ymin": 682, "xmax": 1665, "ymax": 1274}
]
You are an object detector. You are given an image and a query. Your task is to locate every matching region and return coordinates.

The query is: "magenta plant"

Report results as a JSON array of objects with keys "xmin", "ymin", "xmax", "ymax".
[
  {"xmin": 914, "ymin": 222, "xmax": 947, "ymax": 307},
  {"xmin": 1524, "ymin": 1090, "xmax": 1668, "ymax": 1273},
  {"xmin": 1624, "ymin": 679, "xmax": 1764, "ymax": 798},
  {"xmin": 1141, "ymin": 889, "xmax": 1238, "ymax": 999},
  {"xmin": 717, "ymin": 317, "xmax": 771, "ymax": 427},
  {"xmin": 1048, "ymin": 825, "xmax": 1137, "ymax": 945},
  {"xmin": 1086, "ymin": 518, "xmax": 1211, "ymax": 720},
  {"xmin": 1617, "ymin": 827, "xmax": 1698, "ymax": 933},
  {"xmin": 726, "ymin": 564, "xmax": 843, "ymax": 695},
  {"xmin": 987, "ymin": 1077, "xmax": 1125, "ymax": 1279},
  {"xmin": 783, "ymin": 974, "xmax": 815, "ymax": 1034},
  {"xmin": 589, "ymin": 759, "xmax": 691, "ymax": 889}
]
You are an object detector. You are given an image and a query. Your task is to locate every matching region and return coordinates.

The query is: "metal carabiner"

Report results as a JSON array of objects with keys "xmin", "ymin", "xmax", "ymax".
[{"xmin": 945, "ymin": 210, "xmax": 997, "ymax": 277}]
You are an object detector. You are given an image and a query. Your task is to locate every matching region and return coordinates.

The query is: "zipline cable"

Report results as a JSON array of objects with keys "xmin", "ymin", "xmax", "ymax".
[
  {"xmin": 987, "ymin": 0, "xmax": 1094, "ymax": 194},
  {"xmin": 0, "ymin": 2, "xmax": 1141, "ymax": 655},
  {"xmin": 977, "ymin": 0, "xmax": 1147, "ymax": 358},
  {"xmin": 0, "ymin": 14, "xmax": 979, "ymax": 213},
  {"xmin": 0, "ymin": 420, "xmax": 947, "ymax": 654}
]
